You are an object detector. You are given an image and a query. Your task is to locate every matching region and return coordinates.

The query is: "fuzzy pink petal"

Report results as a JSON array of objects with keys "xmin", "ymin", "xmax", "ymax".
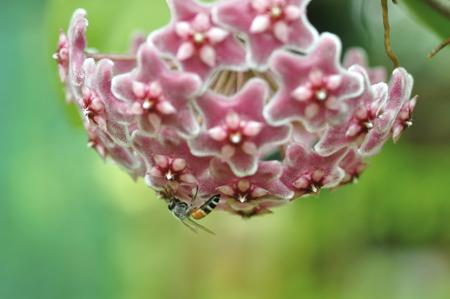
[
  {"xmin": 264, "ymin": 33, "xmax": 363, "ymax": 131},
  {"xmin": 134, "ymin": 45, "xmax": 166, "ymax": 82},
  {"xmin": 159, "ymin": 71, "xmax": 201, "ymax": 98},
  {"xmin": 228, "ymin": 148, "xmax": 259, "ymax": 177},
  {"xmin": 68, "ymin": 9, "xmax": 88, "ymax": 98},
  {"xmin": 177, "ymin": 42, "xmax": 195, "ymax": 61},
  {"xmin": 212, "ymin": 35, "xmax": 246, "ymax": 67},
  {"xmin": 170, "ymin": 0, "xmax": 208, "ymax": 20},
  {"xmin": 112, "ymin": 74, "xmax": 138, "ymax": 103},
  {"xmin": 112, "ymin": 45, "xmax": 167, "ymax": 103},
  {"xmin": 215, "ymin": 0, "xmax": 256, "ymax": 32},
  {"xmin": 188, "ymin": 133, "xmax": 224, "ymax": 157}
]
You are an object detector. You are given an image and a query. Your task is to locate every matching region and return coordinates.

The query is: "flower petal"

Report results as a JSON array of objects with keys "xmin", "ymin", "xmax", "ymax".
[
  {"xmin": 180, "ymin": 173, "xmax": 197, "ymax": 184},
  {"xmin": 156, "ymin": 101, "xmax": 177, "ymax": 115},
  {"xmin": 226, "ymin": 112, "xmax": 241, "ymax": 130},
  {"xmin": 207, "ymin": 27, "xmax": 229, "ymax": 44},
  {"xmin": 242, "ymin": 141, "xmax": 258, "ymax": 155},
  {"xmin": 292, "ymin": 86, "xmax": 312, "ymax": 102},
  {"xmin": 192, "ymin": 13, "xmax": 211, "ymax": 32},
  {"xmin": 170, "ymin": 159, "xmax": 186, "ymax": 173},
  {"xmin": 251, "ymin": 0, "xmax": 271, "ymax": 13},
  {"xmin": 284, "ymin": 5, "xmax": 302, "ymax": 20},
  {"xmin": 177, "ymin": 42, "xmax": 195, "ymax": 61},
  {"xmin": 154, "ymin": 155, "xmax": 169, "ymax": 168},
  {"xmin": 175, "ymin": 21, "xmax": 193, "ymax": 38},
  {"xmin": 208, "ymin": 127, "xmax": 228, "ymax": 141},
  {"xmin": 273, "ymin": 21, "xmax": 289, "ymax": 43},
  {"xmin": 221, "ymin": 145, "xmax": 236, "ymax": 159},
  {"xmin": 243, "ymin": 121, "xmax": 263, "ymax": 136},
  {"xmin": 199, "ymin": 45, "xmax": 216, "ymax": 67},
  {"xmin": 250, "ymin": 15, "xmax": 271, "ymax": 33},
  {"xmin": 217, "ymin": 185, "xmax": 235, "ymax": 196}
]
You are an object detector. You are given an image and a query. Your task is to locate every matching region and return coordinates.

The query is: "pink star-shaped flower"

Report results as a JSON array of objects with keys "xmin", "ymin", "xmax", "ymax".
[
  {"xmin": 359, "ymin": 67, "xmax": 414, "ymax": 156},
  {"xmin": 188, "ymin": 79, "xmax": 292, "ymax": 177},
  {"xmin": 281, "ymin": 143, "xmax": 347, "ymax": 197},
  {"xmin": 264, "ymin": 33, "xmax": 364, "ymax": 132},
  {"xmin": 343, "ymin": 47, "xmax": 387, "ymax": 84},
  {"xmin": 204, "ymin": 159, "xmax": 293, "ymax": 216},
  {"xmin": 112, "ymin": 44, "xmax": 201, "ymax": 138},
  {"xmin": 151, "ymin": 0, "xmax": 246, "ymax": 81},
  {"xmin": 314, "ymin": 66, "xmax": 389, "ymax": 156},
  {"xmin": 132, "ymin": 132, "xmax": 210, "ymax": 201},
  {"xmin": 215, "ymin": 0, "xmax": 318, "ymax": 68}
]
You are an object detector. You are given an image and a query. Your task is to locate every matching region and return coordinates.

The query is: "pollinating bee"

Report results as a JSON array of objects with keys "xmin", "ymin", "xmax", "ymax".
[{"xmin": 159, "ymin": 186, "xmax": 220, "ymax": 234}]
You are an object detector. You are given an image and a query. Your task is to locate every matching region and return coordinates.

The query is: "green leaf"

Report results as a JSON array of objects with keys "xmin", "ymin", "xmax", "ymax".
[{"xmin": 401, "ymin": 0, "xmax": 450, "ymax": 39}]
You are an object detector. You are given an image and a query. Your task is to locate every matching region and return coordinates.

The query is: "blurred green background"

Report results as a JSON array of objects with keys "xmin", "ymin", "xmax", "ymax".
[{"xmin": 1, "ymin": 0, "xmax": 450, "ymax": 298}]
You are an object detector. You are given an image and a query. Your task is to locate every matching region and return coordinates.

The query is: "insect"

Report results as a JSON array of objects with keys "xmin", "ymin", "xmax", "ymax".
[{"xmin": 160, "ymin": 186, "xmax": 220, "ymax": 234}]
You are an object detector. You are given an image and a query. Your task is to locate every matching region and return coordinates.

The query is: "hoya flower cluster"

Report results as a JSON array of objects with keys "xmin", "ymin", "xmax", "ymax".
[{"xmin": 55, "ymin": 0, "xmax": 417, "ymax": 218}]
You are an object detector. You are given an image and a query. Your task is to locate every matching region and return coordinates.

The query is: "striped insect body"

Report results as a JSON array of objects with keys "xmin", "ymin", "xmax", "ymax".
[
  {"xmin": 162, "ymin": 187, "xmax": 220, "ymax": 234},
  {"xmin": 190, "ymin": 195, "xmax": 220, "ymax": 220}
]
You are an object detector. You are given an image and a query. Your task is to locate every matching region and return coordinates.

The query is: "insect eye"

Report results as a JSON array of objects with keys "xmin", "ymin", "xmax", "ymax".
[{"xmin": 168, "ymin": 201, "xmax": 176, "ymax": 210}]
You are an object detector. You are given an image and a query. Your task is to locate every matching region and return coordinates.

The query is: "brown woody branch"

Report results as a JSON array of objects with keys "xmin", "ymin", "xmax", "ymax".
[
  {"xmin": 381, "ymin": 0, "xmax": 401, "ymax": 68},
  {"xmin": 428, "ymin": 37, "xmax": 450, "ymax": 58}
]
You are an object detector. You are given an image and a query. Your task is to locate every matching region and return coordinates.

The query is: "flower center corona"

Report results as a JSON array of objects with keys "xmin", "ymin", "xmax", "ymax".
[
  {"xmin": 315, "ymin": 89, "xmax": 328, "ymax": 101},
  {"xmin": 270, "ymin": 6, "xmax": 282, "ymax": 19},
  {"xmin": 165, "ymin": 170, "xmax": 175, "ymax": 181},
  {"xmin": 142, "ymin": 99, "xmax": 155, "ymax": 110},
  {"xmin": 193, "ymin": 32, "xmax": 205, "ymax": 45},
  {"xmin": 230, "ymin": 132, "xmax": 243, "ymax": 144}
]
